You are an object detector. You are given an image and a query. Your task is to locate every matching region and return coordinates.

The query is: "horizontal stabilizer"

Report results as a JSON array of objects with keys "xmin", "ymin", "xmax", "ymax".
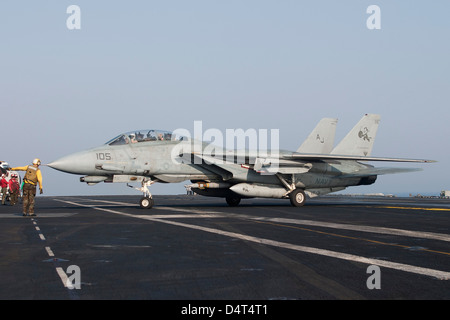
[
  {"xmin": 287, "ymin": 153, "xmax": 436, "ymax": 163},
  {"xmin": 339, "ymin": 167, "xmax": 423, "ymax": 178}
]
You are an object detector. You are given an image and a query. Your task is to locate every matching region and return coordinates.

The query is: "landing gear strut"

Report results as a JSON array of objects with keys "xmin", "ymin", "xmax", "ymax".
[
  {"xmin": 128, "ymin": 178, "xmax": 155, "ymax": 209},
  {"xmin": 276, "ymin": 173, "xmax": 306, "ymax": 207}
]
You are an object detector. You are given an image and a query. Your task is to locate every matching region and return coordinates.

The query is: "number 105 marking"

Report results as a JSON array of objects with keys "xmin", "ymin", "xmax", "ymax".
[{"xmin": 96, "ymin": 153, "xmax": 111, "ymax": 160}]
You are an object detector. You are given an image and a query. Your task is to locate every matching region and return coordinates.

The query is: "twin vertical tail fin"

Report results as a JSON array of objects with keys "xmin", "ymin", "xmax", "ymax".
[
  {"xmin": 331, "ymin": 114, "xmax": 381, "ymax": 156},
  {"xmin": 297, "ymin": 118, "xmax": 338, "ymax": 154}
]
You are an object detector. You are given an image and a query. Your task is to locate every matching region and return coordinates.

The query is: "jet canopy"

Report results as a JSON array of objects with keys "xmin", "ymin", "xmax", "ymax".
[{"xmin": 106, "ymin": 130, "xmax": 183, "ymax": 146}]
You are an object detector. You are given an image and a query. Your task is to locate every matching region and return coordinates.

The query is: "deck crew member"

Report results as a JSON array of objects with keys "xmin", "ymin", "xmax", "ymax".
[{"xmin": 11, "ymin": 158, "xmax": 43, "ymax": 216}]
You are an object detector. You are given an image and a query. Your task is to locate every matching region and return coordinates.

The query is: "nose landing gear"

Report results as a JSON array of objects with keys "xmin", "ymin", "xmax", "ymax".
[{"xmin": 127, "ymin": 178, "xmax": 155, "ymax": 209}]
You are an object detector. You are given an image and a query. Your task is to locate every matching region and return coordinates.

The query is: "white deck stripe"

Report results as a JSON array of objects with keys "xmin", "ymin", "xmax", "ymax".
[
  {"xmin": 56, "ymin": 199, "xmax": 450, "ymax": 280},
  {"xmin": 56, "ymin": 267, "xmax": 74, "ymax": 289},
  {"xmin": 156, "ymin": 206, "xmax": 450, "ymax": 242},
  {"xmin": 45, "ymin": 246, "xmax": 55, "ymax": 257},
  {"xmin": 70, "ymin": 200, "xmax": 450, "ymax": 242},
  {"xmin": 30, "ymin": 219, "xmax": 76, "ymax": 292}
]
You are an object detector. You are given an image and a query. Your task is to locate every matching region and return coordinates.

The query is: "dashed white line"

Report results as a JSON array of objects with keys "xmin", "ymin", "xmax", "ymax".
[
  {"xmin": 29, "ymin": 218, "xmax": 76, "ymax": 292},
  {"xmin": 45, "ymin": 246, "xmax": 55, "ymax": 257}
]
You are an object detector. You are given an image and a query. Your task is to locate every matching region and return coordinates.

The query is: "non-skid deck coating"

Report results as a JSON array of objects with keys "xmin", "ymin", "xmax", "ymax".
[{"xmin": 1, "ymin": 195, "xmax": 449, "ymax": 303}]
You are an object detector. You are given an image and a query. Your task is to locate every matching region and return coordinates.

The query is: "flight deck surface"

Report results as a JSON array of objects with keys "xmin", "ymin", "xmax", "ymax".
[{"xmin": 0, "ymin": 195, "xmax": 449, "ymax": 302}]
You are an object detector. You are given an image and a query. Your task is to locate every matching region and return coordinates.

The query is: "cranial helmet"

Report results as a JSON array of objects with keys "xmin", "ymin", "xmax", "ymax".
[{"xmin": 33, "ymin": 158, "xmax": 41, "ymax": 166}]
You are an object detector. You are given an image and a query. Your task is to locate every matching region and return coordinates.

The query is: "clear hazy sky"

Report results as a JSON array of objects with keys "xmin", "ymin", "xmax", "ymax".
[{"xmin": 1, "ymin": 1, "xmax": 449, "ymax": 196}]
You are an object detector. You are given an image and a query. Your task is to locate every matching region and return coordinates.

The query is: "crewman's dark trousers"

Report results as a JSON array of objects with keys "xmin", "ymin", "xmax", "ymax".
[
  {"xmin": 1, "ymin": 188, "xmax": 7, "ymax": 205},
  {"xmin": 22, "ymin": 183, "xmax": 36, "ymax": 215}
]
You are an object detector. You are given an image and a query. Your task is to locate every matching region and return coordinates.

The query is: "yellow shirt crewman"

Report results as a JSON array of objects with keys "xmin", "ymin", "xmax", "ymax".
[{"xmin": 11, "ymin": 158, "xmax": 43, "ymax": 216}]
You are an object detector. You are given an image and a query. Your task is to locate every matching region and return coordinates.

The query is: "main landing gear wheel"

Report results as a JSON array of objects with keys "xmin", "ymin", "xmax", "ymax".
[
  {"xmin": 289, "ymin": 189, "xmax": 306, "ymax": 207},
  {"xmin": 140, "ymin": 197, "xmax": 154, "ymax": 209},
  {"xmin": 226, "ymin": 197, "xmax": 241, "ymax": 207}
]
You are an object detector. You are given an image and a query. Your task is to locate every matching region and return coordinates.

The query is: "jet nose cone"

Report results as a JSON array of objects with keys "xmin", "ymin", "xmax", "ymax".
[
  {"xmin": 48, "ymin": 151, "xmax": 93, "ymax": 175},
  {"xmin": 47, "ymin": 158, "xmax": 71, "ymax": 173}
]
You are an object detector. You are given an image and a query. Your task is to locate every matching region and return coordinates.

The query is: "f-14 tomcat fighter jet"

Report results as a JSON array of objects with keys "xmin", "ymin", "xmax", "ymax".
[{"xmin": 48, "ymin": 114, "xmax": 434, "ymax": 209}]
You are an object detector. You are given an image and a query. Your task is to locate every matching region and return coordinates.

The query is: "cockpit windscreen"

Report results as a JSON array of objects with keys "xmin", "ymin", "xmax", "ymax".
[{"xmin": 106, "ymin": 130, "xmax": 183, "ymax": 146}]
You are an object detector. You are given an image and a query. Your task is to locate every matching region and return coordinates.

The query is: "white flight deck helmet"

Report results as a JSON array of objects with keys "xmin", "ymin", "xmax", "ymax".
[{"xmin": 33, "ymin": 158, "xmax": 41, "ymax": 166}]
